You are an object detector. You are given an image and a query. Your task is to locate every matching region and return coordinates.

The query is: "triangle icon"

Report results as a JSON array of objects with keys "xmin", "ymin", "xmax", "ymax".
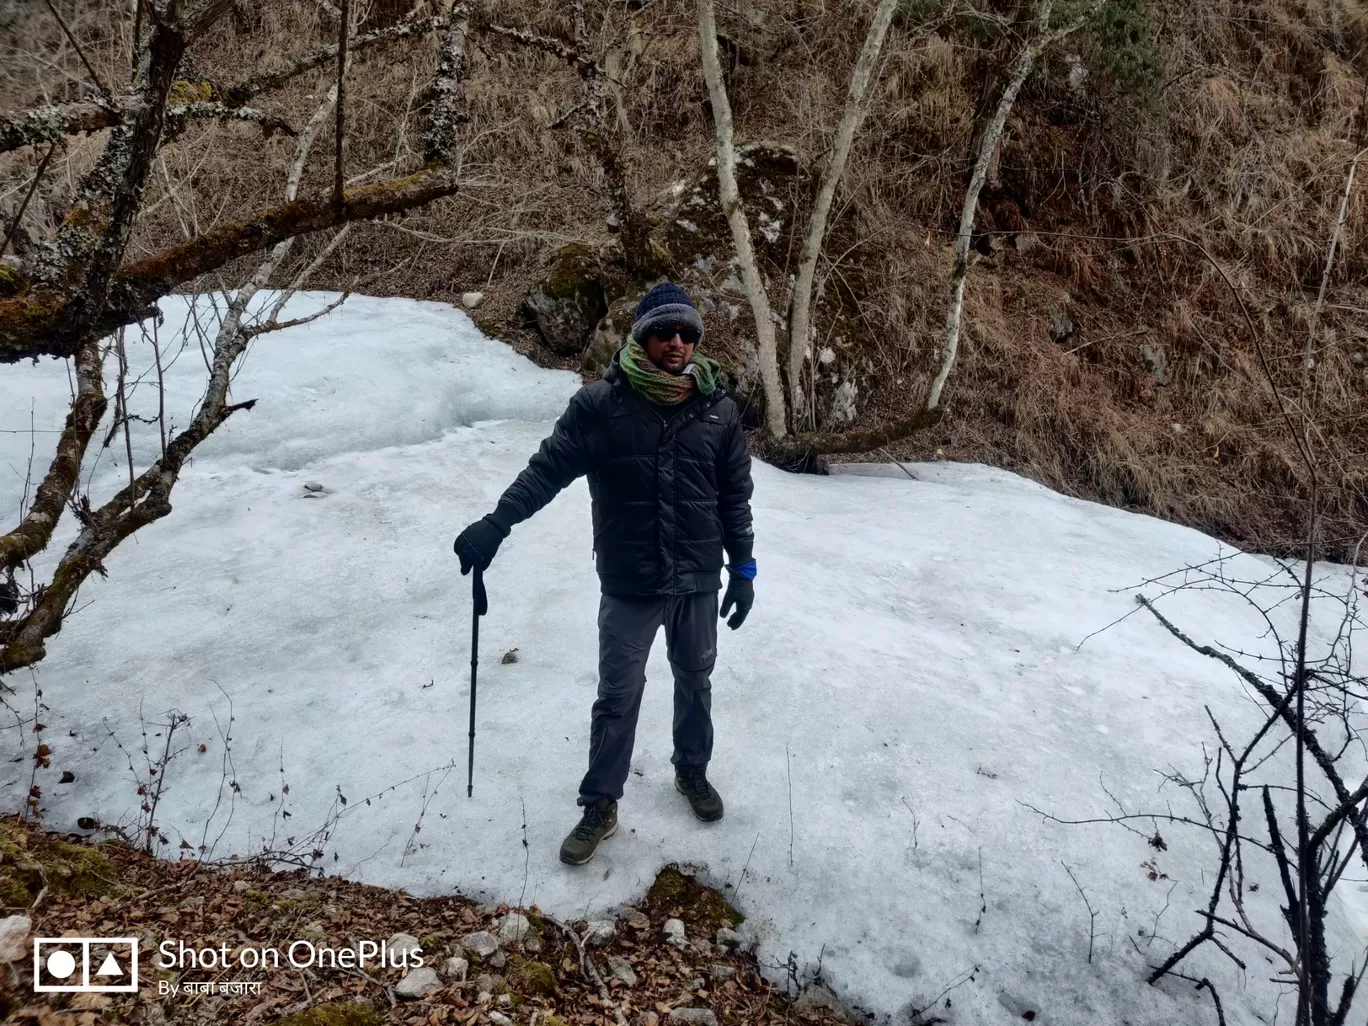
[{"xmin": 95, "ymin": 952, "xmax": 123, "ymax": 977}]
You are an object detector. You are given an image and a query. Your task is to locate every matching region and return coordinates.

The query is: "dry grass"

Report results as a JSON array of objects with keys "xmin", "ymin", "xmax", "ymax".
[{"xmin": 1, "ymin": 0, "xmax": 1365, "ymax": 559}]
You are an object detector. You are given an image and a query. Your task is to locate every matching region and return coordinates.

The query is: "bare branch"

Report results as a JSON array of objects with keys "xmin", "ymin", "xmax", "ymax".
[
  {"xmin": 0, "ymin": 102, "xmax": 119, "ymax": 154},
  {"xmin": 43, "ymin": 0, "xmax": 113, "ymax": 101},
  {"xmin": 0, "ymin": 170, "xmax": 461, "ymax": 362},
  {"xmin": 1, "ymin": 144, "xmax": 57, "ymax": 259},
  {"xmin": 221, "ymin": 15, "xmax": 447, "ymax": 107}
]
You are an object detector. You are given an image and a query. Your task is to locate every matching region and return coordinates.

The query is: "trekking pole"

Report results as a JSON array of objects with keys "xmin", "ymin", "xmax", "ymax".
[{"xmin": 467, "ymin": 566, "xmax": 488, "ymax": 798}]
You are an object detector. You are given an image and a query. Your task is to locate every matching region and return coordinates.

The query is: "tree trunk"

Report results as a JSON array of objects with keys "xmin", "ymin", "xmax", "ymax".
[
  {"xmin": 787, "ymin": 0, "xmax": 899, "ymax": 425},
  {"xmin": 697, "ymin": 0, "xmax": 786, "ymax": 438},
  {"xmin": 926, "ymin": 0, "xmax": 1098, "ymax": 412}
]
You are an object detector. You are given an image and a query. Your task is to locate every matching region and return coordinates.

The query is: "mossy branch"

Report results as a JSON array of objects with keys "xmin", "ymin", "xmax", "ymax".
[{"xmin": 0, "ymin": 170, "xmax": 460, "ymax": 363}]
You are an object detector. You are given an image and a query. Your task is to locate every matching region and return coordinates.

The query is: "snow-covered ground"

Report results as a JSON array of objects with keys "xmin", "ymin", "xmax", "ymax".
[{"xmin": 1, "ymin": 294, "xmax": 1363, "ymax": 1025}]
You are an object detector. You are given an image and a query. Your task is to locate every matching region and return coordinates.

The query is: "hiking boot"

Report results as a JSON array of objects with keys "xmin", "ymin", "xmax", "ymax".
[
  {"xmin": 559, "ymin": 798, "xmax": 618, "ymax": 865},
  {"xmin": 675, "ymin": 767, "xmax": 724, "ymax": 822}
]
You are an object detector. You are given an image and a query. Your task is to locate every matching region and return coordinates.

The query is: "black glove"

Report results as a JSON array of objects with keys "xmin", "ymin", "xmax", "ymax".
[
  {"xmin": 454, "ymin": 515, "xmax": 509, "ymax": 575},
  {"xmin": 720, "ymin": 573, "xmax": 754, "ymax": 630}
]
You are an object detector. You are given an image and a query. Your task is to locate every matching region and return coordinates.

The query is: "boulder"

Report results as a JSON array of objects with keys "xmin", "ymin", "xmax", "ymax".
[
  {"xmin": 497, "ymin": 913, "xmax": 531, "ymax": 943},
  {"xmin": 395, "ymin": 967, "xmax": 441, "ymax": 1000},
  {"xmin": 582, "ymin": 294, "xmax": 638, "ymax": 377},
  {"xmin": 461, "ymin": 930, "xmax": 500, "ymax": 959},
  {"xmin": 521, "ymin": 243, "xmax": 609, "ymax": 357},
  {"xmin": 0, "ymin": 915, "xmax": 30, "ymax": 963}
]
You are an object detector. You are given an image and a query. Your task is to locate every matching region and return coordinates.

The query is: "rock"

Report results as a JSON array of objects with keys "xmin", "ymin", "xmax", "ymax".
[
  {"xmin": 653, "ymin": 141, "xmax": 808, "ymax": 269},
  {"xmin": 714, "ymin": 927, "xmax": 742, "ymax": 952},
  {"xmin": 489, "ymin": 1013, "xmax": 513, "ymax": 1026},
  {"xmin": 394, "ymin": 966, "xmax": 441, "ymax": 1000},
  {"xmin": 794, "ymin": 983, "xmax": 842, "ymax": 1016},
  {"xmin": 475, "ymin": 973, "xmax": 496, "ymax": 994},
  {"xmin": 441, "ymin": 956, "xmax": 469, "ymax": 981},
  {"xmin": 663, "ymin": 919, "xmax": 687, "ymax": 948},
  {"xmin": 498, "ymin": 993, "xmax": 513, "ymax": 1008},
  {"xmin": 1140, "ymin": 342, "xmax": 1171, "ymax": 384},
  {"xmin": 461, "ymin": 930, "xmax": 500, "ymax": 958},
  {"xmin": 617, "ymin": 905, "xmax": 650, "ymax": 929},
  {"xmin": 501, "ymin": 648, "xmax": 519, "ymax": 665},
  {"xmin": 462, "ymin": 291, "xmax": 486, "ymax": 310},
  {"xmin": 524, "ymin": 936, "xmax": 542, "ymax": 953},
  {"xmin": 388, "ymin": 933, "xmax": 422, "ymax": 959},
  {"xmin": 608, "ymin": 955, "xmax": 638, "ymax": 986},
  {"xmin": 281, "ymin": 888, "xmax": 307, "ymax": 901},
  {"xmin": 707, "ymin": 964, "xmax": 735, "ymax": 982},
  {"xmin": 0, "ymin": 915, "xmax": 31, "ymax": 963},
  {"xmin": 520, "ymin": 242, "xmax": 608, "ymax": 357},
  {"xmin": 1046, "ymin": 312, "xmax": 1075, "ymax": 345},
  {"xmin": 232, "ymin": 880, "xmax": 251, "ymax": 893},
  {"xmin": 489, "ymin": 950, "xmax": 507, "ymax": 969},
  {"xmin": 477, "ymin": 992, "xmax": 493, "ymax": 1006},
  {"xmin": 582, "ymin": 293, "xmax": 638, "ymax": 377},
  {"xmin": 497, "ymin": 913, "xmax": 530, "ymax": 943},
  {"xmin": 303, "ymin": 482, "xmax": 324, "ymax": 493},
  {"xmin": 180, "ymin": 895, "xmax": 205, "ymax": 908},
  {"xmin": 585, "ymin": 919, "xmax": 616, "ymax": 947},
  {"xmin": 668, "ymin": 1009, "xmax": 718, "ymax": 1026}
]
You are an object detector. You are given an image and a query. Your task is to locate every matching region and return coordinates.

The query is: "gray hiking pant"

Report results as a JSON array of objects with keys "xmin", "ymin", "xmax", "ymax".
[{"xmin": 578, "ymin": 590, "xmax": 719, "ymax": 805}]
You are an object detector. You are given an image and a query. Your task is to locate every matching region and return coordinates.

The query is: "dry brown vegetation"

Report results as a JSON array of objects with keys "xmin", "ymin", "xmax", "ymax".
[{"xmin": 2, "ymin": 0, "xmax": 1365, "ymax": 559}]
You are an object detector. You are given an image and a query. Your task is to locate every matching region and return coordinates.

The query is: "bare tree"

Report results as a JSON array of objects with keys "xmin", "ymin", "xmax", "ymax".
[
  {"xmin": 0, "ymin": 0, "xmax": 468, "ymax": 676},
  {"xmin": 928, "ymin": 0, "xmax": 1103, "ymax": 412},
  {"xmin": 1031, "ymin": 113, "xmax": 1368, "ymax": 1026},
  {"xmin": 481, "ymin": 5, "xmax": 654, "ymax": 274},
  {"xmin": 696, "ymin": 0, "xmax": 785, "ymax": 437},
  {"xmin": 786, "ymin": 0, "xmax": 902, "ymax": 424}
]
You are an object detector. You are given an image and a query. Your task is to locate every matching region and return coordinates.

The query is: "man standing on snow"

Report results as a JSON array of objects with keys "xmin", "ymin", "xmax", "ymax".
[{"xmin": 453, "ymin": 282, "xmax": 756, "ymax": 865}]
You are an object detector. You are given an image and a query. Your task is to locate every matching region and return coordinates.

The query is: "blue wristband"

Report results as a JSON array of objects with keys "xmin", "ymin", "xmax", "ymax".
[{"xmin": 726, "ymin": 560, "xmax": 757, "ymax": 581}]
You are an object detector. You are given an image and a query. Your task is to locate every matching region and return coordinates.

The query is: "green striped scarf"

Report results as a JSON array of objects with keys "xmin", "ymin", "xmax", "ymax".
[{"xmin": 619, "ymin": 339, "xmax": 720, "ymax": 405}]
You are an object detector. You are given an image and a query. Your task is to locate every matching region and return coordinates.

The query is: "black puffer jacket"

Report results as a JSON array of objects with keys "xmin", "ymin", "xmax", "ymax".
[{"xmin": 490, "ymin": 352, "xmax": 754, "ymax": 596}]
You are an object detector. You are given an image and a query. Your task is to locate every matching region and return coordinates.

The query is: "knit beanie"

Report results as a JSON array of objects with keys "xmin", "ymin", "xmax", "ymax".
[{"xmin": 631, "ymin": 282, "xmax": 705, "ymax": 345}]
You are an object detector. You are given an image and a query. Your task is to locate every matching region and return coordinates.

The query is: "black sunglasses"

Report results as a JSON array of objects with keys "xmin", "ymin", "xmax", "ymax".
[{"xmin": 648, "ymin": 325, "xmax": 701, "ymax": 346}]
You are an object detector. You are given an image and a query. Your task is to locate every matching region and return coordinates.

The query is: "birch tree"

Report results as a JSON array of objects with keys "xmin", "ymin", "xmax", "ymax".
[
  {"xmin": 786, "ymin": 0, "xmax": 901, "ymax": 424},
  {"xmin": 696, "ymin": 0, "xmax": 785, "ymax": 436},
  {"xmin": 927, "ymin": 0, "xmax": 1106, "ymax": 411}
]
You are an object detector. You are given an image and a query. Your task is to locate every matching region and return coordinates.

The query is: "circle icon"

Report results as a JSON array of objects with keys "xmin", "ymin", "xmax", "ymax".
[{"xmin": 45, "ymin": 949, "xmax": 77, "ymax": 980}]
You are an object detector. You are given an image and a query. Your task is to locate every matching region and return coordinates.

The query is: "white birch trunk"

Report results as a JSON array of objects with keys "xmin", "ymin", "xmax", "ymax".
[
  {"xmin": 787, "ymin": 0, "xmax": 900, "ymax": 421},
  {"xmin": 697, "ymin": 0, "xmax": 786, "ymax": 438},
  {"xmin": 926, "ymin": 0, "xmax": 1101, "ymax": 411}
]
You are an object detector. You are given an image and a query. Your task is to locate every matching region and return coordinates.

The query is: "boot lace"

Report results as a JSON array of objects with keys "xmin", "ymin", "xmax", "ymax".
[
  {"xmin": 573, "ymin": 803, "xmax": 611, "ymax": 841},
  {"xmin": 678, "ymin": 769, "xmax": 715, "ymax": 800}
]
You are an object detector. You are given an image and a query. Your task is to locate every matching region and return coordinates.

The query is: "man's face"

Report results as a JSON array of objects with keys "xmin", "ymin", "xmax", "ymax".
[{"xmin": 645, "ymin": 325, "xmax": 698, "ymax": 373}]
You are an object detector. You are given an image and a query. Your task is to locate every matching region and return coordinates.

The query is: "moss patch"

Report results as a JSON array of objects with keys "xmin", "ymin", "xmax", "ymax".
[
  {"xmin": 507, "ymin": 954, "xmax": 558, "ymax": 996},
  {"xmin": 275, "ymin": 1002, "xmax": 387, "ymax": 1026},
  {"xmin": 0, "ymin": 818, "xmax": 120, "ymax": 911},
  {"xmin": 642, "ymin": 864, "xmax": 741, "ymax": 932}
]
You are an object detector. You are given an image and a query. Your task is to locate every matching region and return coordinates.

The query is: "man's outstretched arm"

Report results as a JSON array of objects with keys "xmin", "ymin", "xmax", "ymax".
[{"xmin": 454, "ymin": 391, "xmax": 594, "ymax": 573}]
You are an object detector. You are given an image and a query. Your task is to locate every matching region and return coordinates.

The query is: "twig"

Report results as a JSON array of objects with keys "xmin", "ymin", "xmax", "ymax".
[
  {"xmin": 334, "ymin": 0, "xmax": 350, "ymax": 206},
  {"xmin": 786, "ymin": 743, "xmax": 794, "ymax": 867},
  {"xmin": 519, "ymin": 796, "xmax": 530, "ymax": 909},
  {"xmin": 1, "ymin": 143, "xmax": 56, "ymax": 259},
  {"xmin": 43, "ymin": 0, "xmax": 113, "ymax": 100},
  {"xmin": 546, "ymin": 916, "xmax": 627, "ymax": 1026},
  {"xmin": 974, "ymin": 848, "xmax": 986, "ymax": 933},
  {"xmin": 1061, "ymin": 861, "xmax": 1098, "ymax": 963}
]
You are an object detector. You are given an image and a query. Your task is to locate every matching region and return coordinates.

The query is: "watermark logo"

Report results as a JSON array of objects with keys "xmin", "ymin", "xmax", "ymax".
[{"xmin": 33, "ymin": 937, "xmax": 139, "ymax": 993}]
